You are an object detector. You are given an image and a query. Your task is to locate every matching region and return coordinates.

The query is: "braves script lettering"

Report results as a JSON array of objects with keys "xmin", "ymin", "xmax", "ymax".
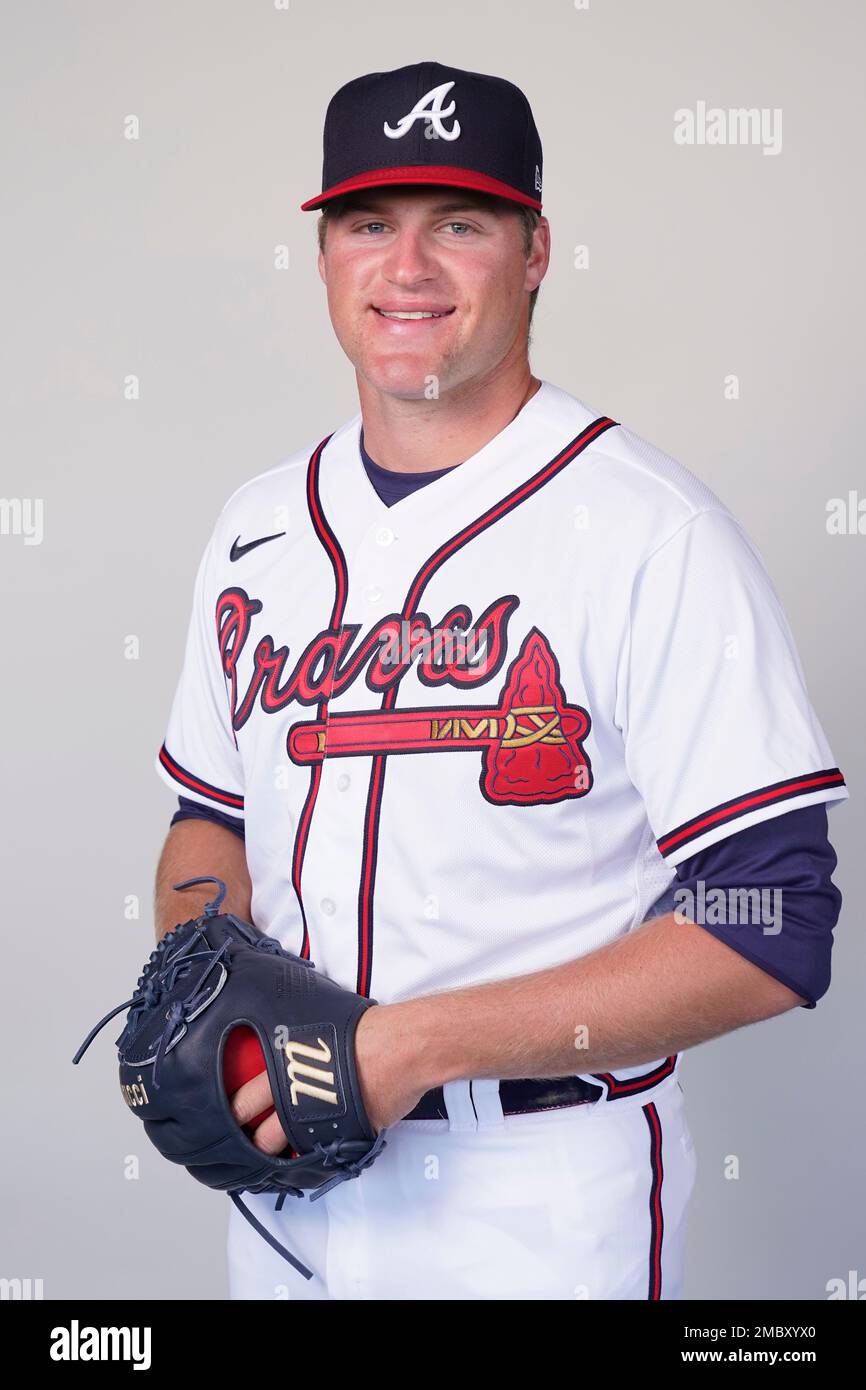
[{"xmin": 217, "ymin": 588, "xmax": 519, "ymax": 730}]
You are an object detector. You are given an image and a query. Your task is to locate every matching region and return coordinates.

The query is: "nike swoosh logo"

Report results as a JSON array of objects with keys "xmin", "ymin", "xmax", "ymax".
[{"xmin": 230, "ymin": 532, "xmax": 286, "ymax": 562}]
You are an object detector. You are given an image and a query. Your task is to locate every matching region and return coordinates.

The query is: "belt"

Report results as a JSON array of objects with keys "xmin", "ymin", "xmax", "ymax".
[{"xmin": 405, "ymin": 1075, "xmax": 604, "ymax": 1121}]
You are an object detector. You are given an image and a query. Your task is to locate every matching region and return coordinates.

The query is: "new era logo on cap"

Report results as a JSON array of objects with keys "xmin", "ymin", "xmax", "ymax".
[{"xmin": 300, "ymin": 61, "xmax": 543, "ymax": 212}]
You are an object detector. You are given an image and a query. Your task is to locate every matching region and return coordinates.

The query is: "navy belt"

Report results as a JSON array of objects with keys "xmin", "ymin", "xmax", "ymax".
[{"xmin": 405, "ymin": 1075, "xmax": 604, "ymax": 1121}]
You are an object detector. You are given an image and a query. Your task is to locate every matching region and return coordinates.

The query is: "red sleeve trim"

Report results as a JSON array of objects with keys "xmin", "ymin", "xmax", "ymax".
[
  {"xmin": 657, "ymin": 768, "xmax": 845, "ymax": 858},
  {"xmin": 158, "ymin": 743, "xmax": 244, "ymax": 811}
]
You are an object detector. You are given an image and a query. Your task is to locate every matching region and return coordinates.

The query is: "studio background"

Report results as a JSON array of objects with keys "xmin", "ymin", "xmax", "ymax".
[{"xmin": 2, "ymin": 0, "xmax": 862, "ymax": 1300}]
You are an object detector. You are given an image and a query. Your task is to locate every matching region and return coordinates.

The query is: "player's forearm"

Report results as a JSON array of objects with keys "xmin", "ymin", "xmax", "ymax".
[
  {"xmin": 154, "ymin": 819, "xmax": 253, "ymax": 942},
  {"xmin": 397, "ymin": 913, "xmax": 806, "ymax": 1090}
]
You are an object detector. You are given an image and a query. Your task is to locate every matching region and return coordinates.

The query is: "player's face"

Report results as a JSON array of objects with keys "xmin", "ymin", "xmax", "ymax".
[{"xmin": 317, "ymin": 188, "xmax": 548, "ymax": 400}]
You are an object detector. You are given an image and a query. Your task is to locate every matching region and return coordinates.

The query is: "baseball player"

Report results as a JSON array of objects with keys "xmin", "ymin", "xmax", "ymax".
[{"xmin": 154, "ymin": 62, "xmax": 847, "ymax": 1299}]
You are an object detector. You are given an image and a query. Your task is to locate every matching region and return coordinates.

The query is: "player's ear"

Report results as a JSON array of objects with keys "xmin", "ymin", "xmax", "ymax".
[
  {"xmin": 525, "ymin": 215, "xmax": 550, "ymax": 295},
  {"xmin": 316, "ymin": 211, "xmax": 329, "ymax": 285}
]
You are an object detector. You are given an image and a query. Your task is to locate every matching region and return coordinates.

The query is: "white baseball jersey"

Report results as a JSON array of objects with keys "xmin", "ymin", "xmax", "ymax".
[{"xmin": 156, "ymin": 377, "xmax": 846, "ymax": 1035}]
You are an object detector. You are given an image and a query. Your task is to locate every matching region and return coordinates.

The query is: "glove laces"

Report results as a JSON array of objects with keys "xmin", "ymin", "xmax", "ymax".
[{"xmin": 71, "ymin": 876, "xmax": 291, "ymax": 1086}]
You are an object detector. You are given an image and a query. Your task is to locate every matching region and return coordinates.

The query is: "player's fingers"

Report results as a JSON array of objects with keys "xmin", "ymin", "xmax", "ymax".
[
  {"xmin": 229, "ymin": 1070, "xmax": 273, "ymax": 1125},
  {"xmin": 250, "ymin": 1110, "xmax": 292, "ymax": 1156}
]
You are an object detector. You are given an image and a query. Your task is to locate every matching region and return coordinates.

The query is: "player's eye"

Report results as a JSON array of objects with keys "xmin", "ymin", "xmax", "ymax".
[
  {"xmin": 356, "ymin": 221, "xmax": 388, "ymax": 234},
  {"xmin": 441, "ymin": 221, "xmax": 473, "ymax": 235}
]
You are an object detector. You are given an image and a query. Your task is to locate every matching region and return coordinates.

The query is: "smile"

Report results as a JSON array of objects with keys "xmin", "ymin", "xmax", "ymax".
[{"xmin": 373, "ymin": 308, "xmax": 455, "ymax": 320}]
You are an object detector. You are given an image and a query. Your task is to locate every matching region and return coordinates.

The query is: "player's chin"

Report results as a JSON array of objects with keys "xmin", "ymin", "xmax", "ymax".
[{"xmin": 361, "ymin": 355, "xmax": 451, "ymax": 399}]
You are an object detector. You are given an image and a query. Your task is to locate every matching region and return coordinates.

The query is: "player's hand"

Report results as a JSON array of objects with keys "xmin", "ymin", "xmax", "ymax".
[
  {"xmin": 228, "ymin": 1003, "xmax": 428, "ymax": 1152},
  {"xmin": 229, "ymin": 1070, "xmax": 289, "ymax": 1155}
]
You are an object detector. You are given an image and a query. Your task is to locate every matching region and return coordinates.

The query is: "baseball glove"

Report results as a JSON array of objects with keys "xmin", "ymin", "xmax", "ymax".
[{"xmin": 73, "ymin": 877, "xmax": 386, "ymax": 1279}]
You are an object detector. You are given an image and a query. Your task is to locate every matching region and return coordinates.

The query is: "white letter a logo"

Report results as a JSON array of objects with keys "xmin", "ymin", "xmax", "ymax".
[{"xmin": 384, "ymin": 82, "xmax": 461, "ymax": 141}]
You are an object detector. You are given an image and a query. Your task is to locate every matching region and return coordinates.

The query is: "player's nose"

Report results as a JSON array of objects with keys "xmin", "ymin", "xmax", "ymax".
[{"xmin": 379, "ymin": 228, "xmax": 440, "ymax": 287}]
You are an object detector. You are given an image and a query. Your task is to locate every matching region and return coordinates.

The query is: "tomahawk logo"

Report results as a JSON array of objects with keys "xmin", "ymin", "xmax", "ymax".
[
  {"xmin": 384, "ymin": 81, "xmax": 461, "ymax": 141},
  {"xmin": 285, "ymin": 1037, "xmax": 339, "ymax": 1107}
]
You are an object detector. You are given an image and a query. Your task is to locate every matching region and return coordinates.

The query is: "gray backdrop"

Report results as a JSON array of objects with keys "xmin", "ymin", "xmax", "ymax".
[{"xmin": 2, "ymin": 0, "xmax": 862, "ymax": 1301}]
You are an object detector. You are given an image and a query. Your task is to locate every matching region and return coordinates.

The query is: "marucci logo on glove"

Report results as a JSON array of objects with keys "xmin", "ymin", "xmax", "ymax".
[
  {"xmin": 285, "ymin": 1025, "xmax": 342, "ymax": 1114},
  {"xmin": 120, "ymin": 1074, "xmax": 149, "ymax": 1109}
]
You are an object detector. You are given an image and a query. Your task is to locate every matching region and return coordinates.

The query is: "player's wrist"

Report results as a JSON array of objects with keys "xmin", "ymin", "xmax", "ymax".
[
  {"xmin": 394, "ymin": 993, "xmax": 468, "ymax": 1092},
  {"xmin": 356, "ymin": 995, "xmax": 458, "ymax": 1109},
  {"xmin": 353, "ymin": 1000, "xmax": 430, "ymax": 1129}
]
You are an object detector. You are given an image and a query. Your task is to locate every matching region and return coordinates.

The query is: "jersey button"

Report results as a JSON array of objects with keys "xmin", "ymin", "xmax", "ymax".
[
  {"xmin": 365, "ymin": 584, "xmax": 383, "ymax": 603},
  {"xmin": 375, "ymin": 526, "xmax": 395, "ymax": 547},
  {"xmin": 320, "ymin": 898, "xmax": 336, "ymax": 917},
  {"xmin": 336, "ymin": 773, "xmax": 351, "ymax": 791}
]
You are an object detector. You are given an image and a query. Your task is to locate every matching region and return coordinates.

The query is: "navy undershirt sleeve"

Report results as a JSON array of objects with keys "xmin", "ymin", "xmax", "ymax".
[
  {"xmin": 171, "ymin": 796, "xmax": 245, "ymax": 841},
  {"xmin": 669, "ymin": 803, "xmax": 841, "ymax": 1008}
]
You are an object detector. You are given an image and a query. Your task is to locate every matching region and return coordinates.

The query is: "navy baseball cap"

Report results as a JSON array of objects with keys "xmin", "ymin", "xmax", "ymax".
[{"xmin": 300, "ymin": 61, "xmax": 543, "ymax": 213}]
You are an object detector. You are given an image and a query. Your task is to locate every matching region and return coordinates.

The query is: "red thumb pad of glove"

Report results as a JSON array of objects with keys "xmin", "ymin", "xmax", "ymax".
[{"xmin": 223, "ymin": 1026, "xmax": 275, "ymax": 1131}]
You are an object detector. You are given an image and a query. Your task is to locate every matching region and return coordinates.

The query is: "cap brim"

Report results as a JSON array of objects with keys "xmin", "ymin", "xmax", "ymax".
[{"xmin": 300, "ymin": 164, "xmax": 542, "ymax": 212}]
